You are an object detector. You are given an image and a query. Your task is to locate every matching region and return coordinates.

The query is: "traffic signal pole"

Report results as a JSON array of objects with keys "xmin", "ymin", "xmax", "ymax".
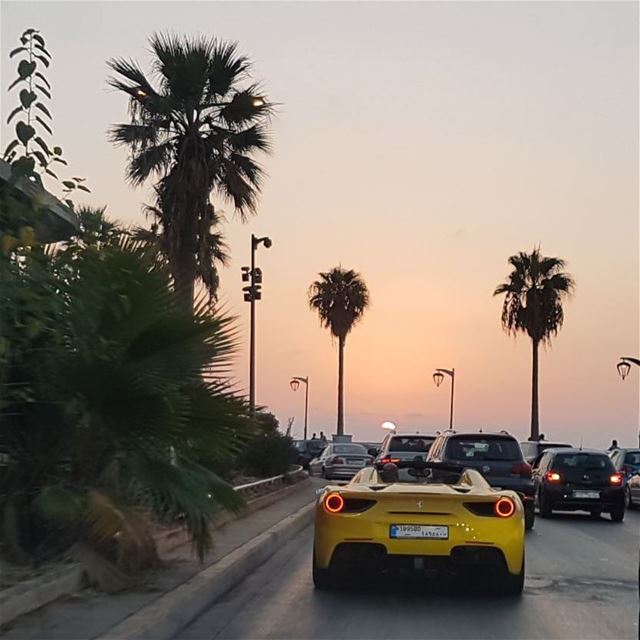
[
  {"xmin": 249, "ymin": 235, "xmax": 257, "ymax": 416},
  {"xmin": 243, "ymin": 234, "xmax": 272, "ymax": 417}
]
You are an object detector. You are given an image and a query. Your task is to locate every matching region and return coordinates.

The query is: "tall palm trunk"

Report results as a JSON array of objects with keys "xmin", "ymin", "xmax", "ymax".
[
  {"xmin": 530, "ymin": 339, "xmax": 540, "ymax": 440},
  {"xmin": 172, "ymin": 257, "xmax": 196, "ymax": 312},
  {"xmin": 337, "ymin": 336, "xmax": 345, "ymax": 436}
]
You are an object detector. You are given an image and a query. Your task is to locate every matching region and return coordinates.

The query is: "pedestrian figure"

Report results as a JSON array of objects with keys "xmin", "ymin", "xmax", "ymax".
[
  {"xmin": 608, "ymin": 439, "xmax": 619, "ymax": 451},
  {"xmin": 311, "ymin": 433, "xmax": 317, "ymax": 440},
  {"xmin": 319, "ymin": 431, "xmax": 327, "ymax": 442}
]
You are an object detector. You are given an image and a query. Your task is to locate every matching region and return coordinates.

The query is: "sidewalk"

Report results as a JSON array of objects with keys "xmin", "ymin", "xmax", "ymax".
[{"xmin": 1, "ymin": 482, "xmax": 317, "ymax": 640}]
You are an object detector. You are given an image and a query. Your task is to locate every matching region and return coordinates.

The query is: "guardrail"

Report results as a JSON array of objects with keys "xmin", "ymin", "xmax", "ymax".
[{"xmin": 234, "ymin": 465, "xmax": 306, "ymax": 500}]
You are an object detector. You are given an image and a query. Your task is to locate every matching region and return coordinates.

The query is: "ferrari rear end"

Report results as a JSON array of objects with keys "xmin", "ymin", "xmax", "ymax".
[{"xmin": 313, "ymin": 482, "xmax": 525, "ymax": 594}]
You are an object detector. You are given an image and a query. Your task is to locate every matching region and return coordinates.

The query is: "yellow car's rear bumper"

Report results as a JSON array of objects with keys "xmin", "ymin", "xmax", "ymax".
[{"xmin": 314, "ymin": 501, "xmax": 524, "ymax": 575}]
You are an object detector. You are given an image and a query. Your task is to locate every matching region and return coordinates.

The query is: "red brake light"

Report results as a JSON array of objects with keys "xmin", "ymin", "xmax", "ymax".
[
  {"xmin": 610, "ymin": 473, "xmax": 623, "ymax": 485},
  {"xmin": 545, "ymin": 471, "xmax": 562, "ymax": 483},
  {"xmin": 331, "ymin": 457, "xmax": 345, "ymax": 465},
  {"xmin": 381, "ymin": 457, "xmax": 400, "ymax": 464},
  {"xmin": 511, "ymin": 462, "xmax": 532, "ymax": 478},
  {"xmin": 324, "ymin": 493, "xmax": 344, "ymax": 513},
  {"xmin": 494, "ymin": 497, "xmax": 516, "ymax": 518}
]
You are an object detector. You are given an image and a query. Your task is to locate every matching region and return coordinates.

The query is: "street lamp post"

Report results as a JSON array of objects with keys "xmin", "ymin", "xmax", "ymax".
[
  {"xmin": 242, "ymin": 234, "xmax": 272, "ymax": 416},
  {"xmin": 290, "ymin": 376, "xmax": 309, "ymax": 441},
  {"xmin": 616, "ymin": 357, "xmax": 640, "ymax": 447},
  {"xmin": 433, "ymin": 367, "xmax": 456, "ymax": 430}
]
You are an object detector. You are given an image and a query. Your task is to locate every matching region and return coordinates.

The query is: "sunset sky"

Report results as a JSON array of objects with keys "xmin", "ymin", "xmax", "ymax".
[{"xmin": 2, "ymin": 1, "xmax": 638, "ymax": 447}]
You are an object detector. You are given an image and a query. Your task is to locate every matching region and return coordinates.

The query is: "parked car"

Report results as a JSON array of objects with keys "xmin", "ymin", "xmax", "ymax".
[
  {"xmin": 372, "ymin": 432, "xmax": 438, "ymax": 467},
  {"xmin": 309, "ymin": 443, "xmax": 373, "ymax": 480},
  {"xmin": 294, "ymin": 439, "xmax": 327, "ymax": 470},
  {"xmin": 427, "ymin": 431, "xmax": 535, "ymax": 530},
  {"xmin": 520, "ymin": 439, "xmax": 572, "ymax": 464},
  {"xmin": 627, "ymin": 469, "xmax": 640, "ymax": 509},
  {"xmin": 609, "ymin": 448, "xmax": 640, "ymax": 508},
  {"xmin": 532, "ymin": 448, "xmax": 625, "ymax": 521}
]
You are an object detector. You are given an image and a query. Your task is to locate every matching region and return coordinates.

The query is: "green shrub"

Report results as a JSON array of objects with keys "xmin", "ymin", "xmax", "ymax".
[{"xmin": 238, "ymin": 412, "xmax": 297, "ymax": 478}]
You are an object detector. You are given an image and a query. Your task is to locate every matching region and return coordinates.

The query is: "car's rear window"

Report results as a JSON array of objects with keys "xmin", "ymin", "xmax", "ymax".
[
  {"xmin": 446, "ymin": 437, "xmax": 522, "ymax": 461},
  {"xmin": 333, "ymin": 444, "xmax": 367, "ymax": 455},
  {"xmin": 624, "ymin": 451, "xmax": 640, "ymax": 465},
  {"xmin": 538, "ymin": 443, "xmax": 571, "ymax": 453},
  {"xmin": 555, "ymin": 453, "xmax": 614, "ymax": 472},
  {"xmin": 389, "ymin": 436, "xmax": 435, "ymax": 453}
]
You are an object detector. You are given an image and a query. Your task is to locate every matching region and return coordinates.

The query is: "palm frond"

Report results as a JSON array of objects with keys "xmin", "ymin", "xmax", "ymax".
[{"xmin": 494, "ymin": 248, "xmax": 575, "ymax": 342}]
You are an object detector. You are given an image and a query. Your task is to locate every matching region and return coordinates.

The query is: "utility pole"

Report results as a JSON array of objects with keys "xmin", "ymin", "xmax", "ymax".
[{"xmin": 242, "ymin": 234, "xmax": 272, "ymax": 416}]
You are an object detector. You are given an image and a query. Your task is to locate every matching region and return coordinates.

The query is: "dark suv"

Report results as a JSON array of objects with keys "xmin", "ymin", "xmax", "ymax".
[
  {"xmin": 532, "ymin": 448, "xmax": 625, "ymax": 521},
  {"xmin": 427, "ymin": 431, "xmax": 535, "ymax": 530}
]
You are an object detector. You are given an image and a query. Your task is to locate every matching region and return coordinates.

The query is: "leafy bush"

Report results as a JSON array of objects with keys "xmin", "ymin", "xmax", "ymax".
[
  {"xmin": 0, "ymin": 223, "xmax": 253, "ymax": 575},
  {"xmin": 238, "ymin": 412, "xmax": 297, "ymax": 478}
]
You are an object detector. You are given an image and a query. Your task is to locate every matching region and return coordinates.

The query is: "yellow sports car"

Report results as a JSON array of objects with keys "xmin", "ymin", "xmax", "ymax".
[{"xmin": 313, "ymin": 459, "xmax": 525, "ymax": 595}]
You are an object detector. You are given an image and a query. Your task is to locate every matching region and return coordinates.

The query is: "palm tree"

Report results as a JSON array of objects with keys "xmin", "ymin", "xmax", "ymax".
[
  {"xmin": 309, "ymin": 268, "xmax": 370, "ymax": 436},
  {"xmin": 493, "ymin": 248, "xmax": 575, "ymax": 441},
  {"xmin": 108, "ymin": 33, "xmax": 272, "ymax": 307},
  {"xmin": 1, "ymin": 233, "xmax": 252, "ymax": 579},
  {"xmin": 136, "ymin": 189, "xmax": 230, "ymax": 298}
]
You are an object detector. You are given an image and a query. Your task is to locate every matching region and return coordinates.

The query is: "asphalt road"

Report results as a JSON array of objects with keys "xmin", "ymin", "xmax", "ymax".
[{"xmin": 180, "ymin": 505, "xmax": 639, "ymax": 640}]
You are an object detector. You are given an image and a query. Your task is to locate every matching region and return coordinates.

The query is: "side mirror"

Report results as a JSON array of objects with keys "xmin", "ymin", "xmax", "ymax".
[{"xmin": 368, "ymin": 447, "xmax": 379, "ymax": 457}]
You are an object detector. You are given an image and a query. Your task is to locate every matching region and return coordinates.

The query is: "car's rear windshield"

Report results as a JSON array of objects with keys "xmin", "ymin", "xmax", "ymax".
[
  {"xmin": 389, "ymin": 436, "xmax": 435, "ymax": 452},
  {"xmin": 624, "ymin": 451, "xmax": 640, "ymax": 465},
  {"xmin": 554, "ymin": 453, "xmax": 614, "ymax": 472},
  {"xmin": 446, "ymin": 436, "xmax": 521, "ymax": 461},
  {"xmin": 386, "ymin": 468, "xmax": 463, "ymax": 485},
  {"xmin": 538, "ymin": 443, "xmax": 571, "ymax": 453},
  {"xmin": 333, "ymin": 444, "xmax": 367, "ymax": 455}
]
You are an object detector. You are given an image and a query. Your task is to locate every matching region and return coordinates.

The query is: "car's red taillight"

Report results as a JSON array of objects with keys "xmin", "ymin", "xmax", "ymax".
[
  {"xmin": 381, "ymin": 457, "xmax": 400, "ymax": 464},
  {"xmin": 511, "ymin": 462, "xmax": 532, "ymax": 478},
  {"xmin": 324, "ymin": 492, "xmax": 344, "ymax": 513},
  {"xmin": 610, "ymin": 473, "xmax": 623, "ymax": 486},
  {"xmin": 545, "ymin": 470, "xmax": 562, "ymax": 483},
  {"xmin": 494, "ymin": 497, "xmax": 516, "ymax": 518},
  {"xmin": 331, "ymin": 457, "xmax": 345, "ymax": 465}
]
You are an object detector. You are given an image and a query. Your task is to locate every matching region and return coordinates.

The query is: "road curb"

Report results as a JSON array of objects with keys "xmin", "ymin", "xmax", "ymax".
[
  {"xmin": 155, "ymin": 477, "xmax": 311, "ymax": 556},
  {"xmin": 96, "ymin": 501, "xmax": 314, "ymax": 640},
  {"xmin": 0, "ymin": 565, "xmax": 86, "ymax": 628},
  {"xmin": 0, "ymin": 477, "xmax": 311, "ymax": 629}
]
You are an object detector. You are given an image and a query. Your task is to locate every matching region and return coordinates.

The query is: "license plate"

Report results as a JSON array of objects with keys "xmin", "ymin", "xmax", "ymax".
[
  {"xmin": 573, "ymin": 490, "xmax": 600, "ymax": 499},
  {"xmin": 347, "ymin": 459, "xmax": 364, "ymax": 466},
  {"xmin": 389, "ymin": 524, "xmax": 449, "ymax": 539}
]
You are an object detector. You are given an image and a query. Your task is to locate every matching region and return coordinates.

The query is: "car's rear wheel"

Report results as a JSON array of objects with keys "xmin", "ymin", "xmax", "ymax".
[
  {"xmin": 312, "ymin": 550, "xmax": 334, "ymax": 590},
  {"xmin": 498, "ymin": 556, "xmax": 525, "ymax": 596},
  {"xmin": 538, "ymin": 488, "xmax": 553, "ymax": 518},
  {"xmin": 610, "ymin": 505, "xmax": 625, "ymax": 522},
  {"xmin": 524, "ymin": 502, "xmax": 535, "ymax": 530}
]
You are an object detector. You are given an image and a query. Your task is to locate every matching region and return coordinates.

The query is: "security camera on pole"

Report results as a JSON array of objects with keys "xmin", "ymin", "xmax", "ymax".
[{"xmin": 242, "ymin": 233, "xmax": 272, "ymax": 416}]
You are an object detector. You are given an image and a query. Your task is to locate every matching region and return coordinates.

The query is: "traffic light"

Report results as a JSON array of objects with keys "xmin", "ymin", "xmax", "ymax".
[
  {"xmin": 242, "ymin": 285, "xmax": 262, "ymax": 302},
  {"xmin": 241, "ymin": 266, "xmax": 251, "ymax": 282}
]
